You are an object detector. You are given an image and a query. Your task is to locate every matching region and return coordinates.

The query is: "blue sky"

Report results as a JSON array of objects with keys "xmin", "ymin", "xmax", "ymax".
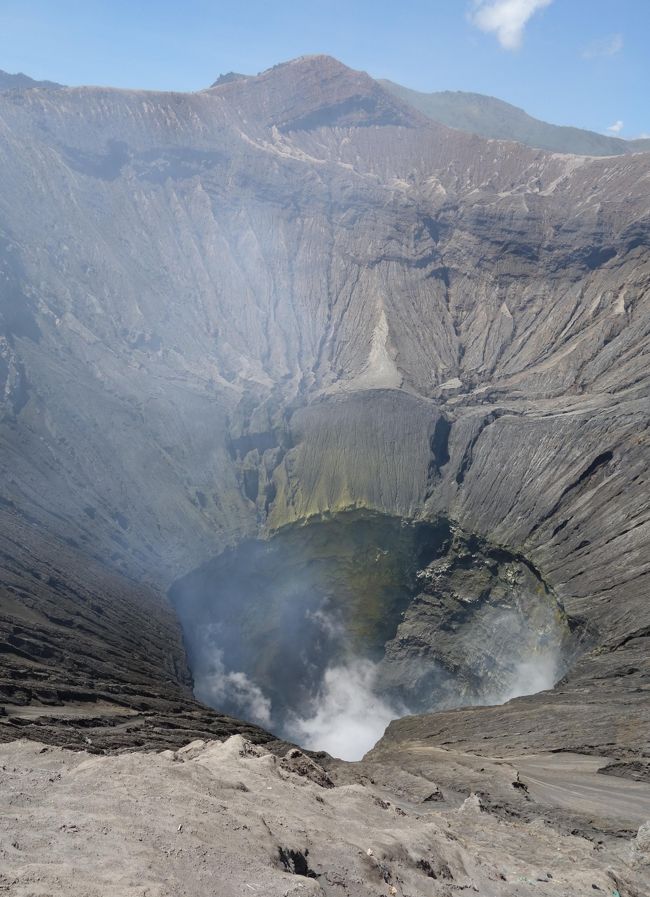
[{"xmin": 0, "ymin": 0, "xmax": 647, "ymax": 137}]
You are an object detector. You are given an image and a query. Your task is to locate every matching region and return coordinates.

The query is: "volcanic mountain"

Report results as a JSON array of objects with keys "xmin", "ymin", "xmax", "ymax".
[
  {"xmin": 380, "ymin": 79, "xmax": 650, "ymax": 156},
  {"xmin": 0, "ymin": 58, "xmax": 648, "ymax": 886}
]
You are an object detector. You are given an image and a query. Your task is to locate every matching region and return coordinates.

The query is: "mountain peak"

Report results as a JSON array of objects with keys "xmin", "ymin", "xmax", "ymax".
[
  {"xmin": 0, "ymin": 69, "xmax": 63, "ymax": 91},
  {"xmin": 209, "ymin": 55, "xmax": 418, "ymax": 132},
  {"xmin": 210, "ymin": 71, "xmax": 249, "ymax": 88}
]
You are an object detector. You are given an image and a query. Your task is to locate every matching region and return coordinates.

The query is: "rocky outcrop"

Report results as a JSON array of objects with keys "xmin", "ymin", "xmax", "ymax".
[
  {"xmin": 0, "ymin": 56, "xmax": 647, "ymax": 762},
  {"xmin": 377, "ymin": 530, "xmax": 586, "ymax": 712}
]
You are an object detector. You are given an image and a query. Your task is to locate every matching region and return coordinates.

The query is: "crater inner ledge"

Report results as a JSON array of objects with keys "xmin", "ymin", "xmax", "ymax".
[{"xmin": 169, "ymin": 511, "xmax": 588, "ymax": 759}]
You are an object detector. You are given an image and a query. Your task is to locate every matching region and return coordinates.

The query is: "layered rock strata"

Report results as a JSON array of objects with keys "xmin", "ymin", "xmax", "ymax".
[{"xmin": 0, "ymin": 56, "xmax": 647, "ymax": 761}]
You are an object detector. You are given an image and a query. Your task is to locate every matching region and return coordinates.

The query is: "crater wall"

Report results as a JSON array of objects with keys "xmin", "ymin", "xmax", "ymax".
[{"xmin": 0, "ymin": 56, "xmax": 647, "ymax": 755}]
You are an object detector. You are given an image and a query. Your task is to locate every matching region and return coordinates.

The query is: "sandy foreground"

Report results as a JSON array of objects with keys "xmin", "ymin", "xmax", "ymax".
[{"xmin": 0, "ymin": 735, "xmax": 649, "ymax": 896}]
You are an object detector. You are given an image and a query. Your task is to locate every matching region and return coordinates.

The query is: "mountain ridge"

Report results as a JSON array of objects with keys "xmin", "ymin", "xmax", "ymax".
[
  {"xmin": 4, "ymin": 57, "xmax": 648, "ymax": 156},
  {"xmin": 0, "ymin": 54, "xmax": 647, "ymax": 788},
  {"xmin": 381, "ymin": 78, "xmax": 650, "ymax": 156},
  {"xmin": 0, "ymin": 68, "xmax": 62, "ymax": 91}
]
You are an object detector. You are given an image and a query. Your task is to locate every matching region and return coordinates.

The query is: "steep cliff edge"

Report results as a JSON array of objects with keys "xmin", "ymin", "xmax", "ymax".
[{"xmin": 0, "ymin": 56, "xmax": 647, "ymax": 759}]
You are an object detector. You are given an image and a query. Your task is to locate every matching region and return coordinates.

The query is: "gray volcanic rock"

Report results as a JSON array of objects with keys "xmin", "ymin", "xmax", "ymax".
[
  {"xmin": 380, "ymin": 80, "xmax": 650, "ymax": 156},
  {"xmin": 210, "ymin": 71, "xmax": 249, "ymax": 87},
  {"xmin": 0, "ymin": 55, "xmax": 647, "ymax": 770},
  {"xmin": 377, "ymin": 530, "xmax": 588, "ymax": 712},
  {"xmin": 0, "ymin": 507, "xmax": 278, "ymax": 751},
  {"xmin": 2, "ymin": 736, "xmax": 650, "ymax": 896},
  {"xmin": 0, "ymin": 69, "xmax": 62, "ymax": 91}
]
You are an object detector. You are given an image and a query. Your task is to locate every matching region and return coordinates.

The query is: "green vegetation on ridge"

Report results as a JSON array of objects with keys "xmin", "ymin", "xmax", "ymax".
[{"xmin": 381, "ymin": 79, "xmax": 650, "ymax": 156}]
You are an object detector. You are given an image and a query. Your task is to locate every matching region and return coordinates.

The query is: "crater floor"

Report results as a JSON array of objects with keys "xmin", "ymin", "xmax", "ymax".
[{"xmin": 170, "ymin": 512, "xmax": 583, "ymax": 759}]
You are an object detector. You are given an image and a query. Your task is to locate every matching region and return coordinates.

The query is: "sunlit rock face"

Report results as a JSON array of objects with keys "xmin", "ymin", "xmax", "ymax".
[
  {"xmin": 170, "ymin": 512, "xmax": 582, "ymax": 759},
  {"xmin": 0, "ymin": 55, "xmax": 648, "ymax": 755}
]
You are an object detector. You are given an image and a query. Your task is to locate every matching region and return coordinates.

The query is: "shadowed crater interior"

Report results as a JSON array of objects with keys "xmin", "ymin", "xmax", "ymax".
[{"xmin": 170, "ymin": 512, "xmax": 588, "ymax": 759}]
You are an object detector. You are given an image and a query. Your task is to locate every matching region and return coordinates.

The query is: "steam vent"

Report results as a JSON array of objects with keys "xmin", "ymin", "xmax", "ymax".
[{"xmin": 1, "ymin": 55, "xmax": 649, "ymax": 895}]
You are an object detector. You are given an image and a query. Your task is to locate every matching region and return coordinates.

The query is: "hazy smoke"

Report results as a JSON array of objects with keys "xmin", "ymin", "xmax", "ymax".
[
  {"xmin": 286, "ymin": 659, "xmax": 405, "ymax": 761},
  {"xmin": 192, "ymin": 631, "xmax": 565, "ymax": 760},
  {"xmin": 193, "ymin": 642, "xmax": 273, "ymax": 728},
  {"xmin": 175, "ymin": 541, "xmax": 575, "ymax": 762},
  {"xmin": 467, "ymin": 607, "xmax": 568, "ymax": 707},
  {"xmin": 493, "ymin": 654, "xmax": 561, "ymax": 704}
]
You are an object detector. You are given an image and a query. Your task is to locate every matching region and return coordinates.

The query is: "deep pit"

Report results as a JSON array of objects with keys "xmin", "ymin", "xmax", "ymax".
[{"xmin": 170, "ymin": 512, "xmax": 586, "ymax": 760}]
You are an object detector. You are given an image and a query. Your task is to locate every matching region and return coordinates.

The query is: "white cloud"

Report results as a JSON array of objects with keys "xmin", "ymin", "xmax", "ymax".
[
  {"xmin": 607, "ymin": 120, "xmax": 624, "ymax": 134},
  {"xmin": 469, "ymin": 0, "xmax": 553, "ymax": 50},
  {"xmin": 582, "ymin": 33, "xmax": 624, "ymax": 59}
]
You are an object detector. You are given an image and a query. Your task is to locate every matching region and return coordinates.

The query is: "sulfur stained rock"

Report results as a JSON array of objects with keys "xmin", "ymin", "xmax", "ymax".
[{"xmin": 0, "ymin": 55, "xmax": 646, "ymax": 761}]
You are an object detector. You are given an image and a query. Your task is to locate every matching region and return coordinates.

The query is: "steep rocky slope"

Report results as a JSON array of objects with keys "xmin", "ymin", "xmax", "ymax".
[
  {"xmin": 2, "ymin": 736, "xmax": 650, "ymax": 896},
  {"xmin": 0, "ymin": 56, "xmax": 648, "ymax": 775}
]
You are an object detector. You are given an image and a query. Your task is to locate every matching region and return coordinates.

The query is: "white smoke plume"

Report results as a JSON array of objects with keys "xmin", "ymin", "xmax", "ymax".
[
  {"xmin": 194, "ymin": 647, "xmax": 273, "ymax": 729},
  {"xmin": 178, "ymin": 563, "xmax": 575, "ymax": 761},
  {"xmin": 492, "ymin": 654, "xmax": 561, "ymax": 704},
  {"xmin": 287, "ymin": 659, "xmax": 404, "ymax": 761},
  {"xmin": 476, "ymin": 606, "xmax": 569, "ymax": 706}
]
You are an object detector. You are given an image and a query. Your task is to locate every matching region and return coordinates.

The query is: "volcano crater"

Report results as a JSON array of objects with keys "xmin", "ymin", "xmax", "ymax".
[{"xmin": 170, "ymin": 511, "xmax": 587, "ymax": 759}]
